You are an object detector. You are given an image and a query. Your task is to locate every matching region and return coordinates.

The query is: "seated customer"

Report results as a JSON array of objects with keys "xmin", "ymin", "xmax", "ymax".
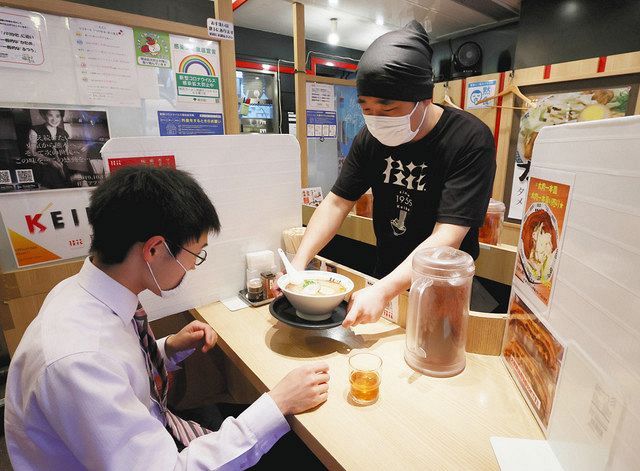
[{"xmin": 5, "ymin": 166, "xmax": 330, "ymax": 470}]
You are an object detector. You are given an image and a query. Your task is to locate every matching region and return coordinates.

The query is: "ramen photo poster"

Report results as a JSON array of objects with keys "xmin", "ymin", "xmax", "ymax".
[
  {"xmin": 503, "ymin": 290, "xmax": 565, "ymax": 430},
  {"xmin": 513, "ymin": 168, "xmax": 574, "ymax": 315}
]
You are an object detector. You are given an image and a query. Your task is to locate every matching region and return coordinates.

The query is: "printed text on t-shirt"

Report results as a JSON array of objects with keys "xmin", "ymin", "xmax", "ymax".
[{"xmin": 382, "ymin": 156, "xmax": 428, "ymax": 191}]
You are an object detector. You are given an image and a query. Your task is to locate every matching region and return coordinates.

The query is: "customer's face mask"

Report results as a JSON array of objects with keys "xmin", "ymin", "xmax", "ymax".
[
  {"xmin": 363, "ymin": 101, "xmax": 427, "ymax": 147},
  {"xmin": 146, "ymin": 241, "xmax": 190, "ymax": 298}
]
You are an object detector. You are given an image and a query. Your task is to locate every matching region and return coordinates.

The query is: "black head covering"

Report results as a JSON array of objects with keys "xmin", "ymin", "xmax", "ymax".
[{"xmin": 356, "ymin": 20, "xmax": 434, "ymax": 102}]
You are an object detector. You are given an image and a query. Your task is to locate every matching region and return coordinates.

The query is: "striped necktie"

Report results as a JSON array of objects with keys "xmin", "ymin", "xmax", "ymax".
[{"xmin": 133, "ymin": 306, "xmax": 211, "ymax": 447}]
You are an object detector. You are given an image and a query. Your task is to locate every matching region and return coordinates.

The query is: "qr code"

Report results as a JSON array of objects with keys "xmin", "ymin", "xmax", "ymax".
[
  {"xmin": 16, "ymin": 169, "xmax": 35, "ymax": 184},
  {"xmin": 0, "ymin": 170, "xmax": 11, "ymax": 184}
]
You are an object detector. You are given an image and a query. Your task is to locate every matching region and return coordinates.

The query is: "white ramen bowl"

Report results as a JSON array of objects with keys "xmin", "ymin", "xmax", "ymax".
[{"xmin": 278, "ymin": 270, "xmax": 354, "ymax": 321}]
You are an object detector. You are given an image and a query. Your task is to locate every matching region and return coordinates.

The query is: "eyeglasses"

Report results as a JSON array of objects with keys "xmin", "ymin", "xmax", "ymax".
[
  {"xmin": 181, "ymin": 246, "xmax": 207, "ymax": 266},
  {"xmin": 167, "ymin": 240, "xmax": 207, "ymax": 266}
]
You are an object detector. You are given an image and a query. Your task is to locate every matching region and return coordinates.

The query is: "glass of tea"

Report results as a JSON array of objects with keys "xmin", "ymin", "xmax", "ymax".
[{"xmin": 349, "ymin": 352, "xmax": 382, "ymax": 405}]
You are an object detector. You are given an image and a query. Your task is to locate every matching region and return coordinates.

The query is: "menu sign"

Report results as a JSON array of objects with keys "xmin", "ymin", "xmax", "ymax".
[
  {"xmin": 503, "ymin": 291, "xmax": 565, "ymax": 430},
  {"xmin": 505, "ymin": 166, "xmax": 573, "ymax": 433},
  {"xmin": 508, "ymin": 87, "xmax": 630, "ymax": 220},
  {"xmin": 512, "ymin": 168, "xmax": 574, "ymax": 316},
  {"xmin": 70, "ymin": 19, "xmax": 140, "ymax": 106}
]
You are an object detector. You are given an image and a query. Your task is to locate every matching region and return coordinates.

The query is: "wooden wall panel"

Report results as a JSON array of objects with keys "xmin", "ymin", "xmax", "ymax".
[
  {"xmin": 515, "ymin": 51, "xmax": 640, "ymax": 86},
  {"xmin": 475, "ymin": 244, "xmax": 517, "ymax": 286},
  {"xmin": 308, "ymin": 76, "xmax": 355, "ymax": 87},
  {"xmin": 0, "ymin": 293, "xmax": 47, "ymax": 356},
  {"xmin": 446, "ymin": 80, "xmax": 464, "ymax": 109},
  {"xmin": 432, "ymin": 82, "xmax": 445, "ymax": 104},
  {"xmin": 493, "ymin": 88, "xmax": 515, "ymax": 202},
  {"xmin": 293, "ymin": 2, "xmax": 308, "ymax": 187},
  {"xmin": 214, "ymin": 0, "xmax": 240, "ymax": 134},
  {"xmin": 1, "ymin": 260, "xmax": 83, "ymax": 300}
]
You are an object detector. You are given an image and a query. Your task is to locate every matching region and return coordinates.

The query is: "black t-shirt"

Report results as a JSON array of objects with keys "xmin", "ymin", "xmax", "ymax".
[{"xmin": 331, "ymin": 105, "xmax": 496, "ymax": 278}]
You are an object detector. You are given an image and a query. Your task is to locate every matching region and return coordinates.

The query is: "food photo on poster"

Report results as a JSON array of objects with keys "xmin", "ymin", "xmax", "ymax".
[
  {"xmin": 503, "ymin": 290, "xmax": 565, "ymax": 430},
  {"xmin": 507, "ymin": 86, "xmax": 631, "ymax": 220},
  {"xmin": 513, "ymin": 169, "xmax": 573, "ymax": 313}
]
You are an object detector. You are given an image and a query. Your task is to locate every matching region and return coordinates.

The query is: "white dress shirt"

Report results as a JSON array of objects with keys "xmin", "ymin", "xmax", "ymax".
[{"xmin": 5, "ymin": 258, "xmax": 290, "ymax": 470}]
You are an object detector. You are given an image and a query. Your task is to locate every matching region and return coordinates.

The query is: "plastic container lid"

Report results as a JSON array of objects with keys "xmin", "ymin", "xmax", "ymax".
[
  {"xmin": 487, "ymin": 198, "xmax": 506, "ymax": 213},
  {"xmin": 412, "ymin": 246, "xmax": 475, "ymax": 279}
]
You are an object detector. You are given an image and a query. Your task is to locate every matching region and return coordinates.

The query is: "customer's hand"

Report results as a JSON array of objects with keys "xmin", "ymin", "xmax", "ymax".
[
  {"xmin": 165, "ymin": 320, "xmax": 218, "ymax": 357},
  {"xmin": 342, "ymin": 285, "xmax": 388, "ymax": 328},
  {"xmin": 269, "ymin": 362, "xmax": 330, "ymax": 415}
]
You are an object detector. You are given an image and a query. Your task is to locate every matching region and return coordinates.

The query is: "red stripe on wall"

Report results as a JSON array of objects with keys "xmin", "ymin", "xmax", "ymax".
[
  {"xmin": 460, "ymin": 78, "xmax": 467, "ymax": 109},
  {"xmin": 597, "ymin": 56, "xmax": 607, "ymax": 73},
  {"xmin": 237, "ymin": 58, "xmax": 357, "ymax": 76},
  {"xmin": 543, "ymin": 64, "xmax": 552, "ymax": 79},
  {"xmin": 232, "ymin": 0, "xmax": 250, "ymax": 11},
  {"xmin": 310, "ymin": 57, "xmax": 358, "ymax": 74},
  {"xmin": 235, "ymin": 60, "xmax": 296, "ymax": 74}
]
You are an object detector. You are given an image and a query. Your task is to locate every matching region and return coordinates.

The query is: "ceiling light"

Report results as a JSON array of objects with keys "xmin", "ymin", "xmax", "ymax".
[
  {"xmin": 562, "ymin": 1, "xmax": 579, "ymax": 16},
  {"xmin": 261, "ymin": 64, "xmax": 270, "ymax": 70},
  {"xmin": 327, "ymin": 18, "xmax": 339, "ymax": 45},
  {"xmin": 326, "ymin": 62, "xmax": 335, "ymax": 67},
  {"xmin": 375, "ymin": 15, "xmax": 384, "ymax": 26}
]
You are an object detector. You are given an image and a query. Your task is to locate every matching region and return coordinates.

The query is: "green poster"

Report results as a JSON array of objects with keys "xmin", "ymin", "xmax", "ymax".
[
  {"xmin": 133, "ymin": 28, "xmax": 171, "ymax": 68},
  {"xmin": 176, "ymin": 73, "xmax": 220, "ymax": 102}
]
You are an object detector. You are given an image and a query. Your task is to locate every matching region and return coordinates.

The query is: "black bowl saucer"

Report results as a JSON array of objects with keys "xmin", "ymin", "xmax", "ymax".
[{"xmin": 269, "ymin": 296, "xmax": 347, "ymax": 330}]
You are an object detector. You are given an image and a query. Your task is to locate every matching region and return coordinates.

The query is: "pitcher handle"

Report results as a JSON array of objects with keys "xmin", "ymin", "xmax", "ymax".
[{"xmin": 408, "ymin": 277, "xmax": 431, "ymax": 358}]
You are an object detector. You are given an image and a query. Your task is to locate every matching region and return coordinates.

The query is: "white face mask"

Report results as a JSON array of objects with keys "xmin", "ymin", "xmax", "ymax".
[
  {"xmin": 363, "ymin": 102, "xmax": 427, "ymax": 147},
  {"xmin": 146, "ymin": 242, "xmax": 190, "ymax": 298}
]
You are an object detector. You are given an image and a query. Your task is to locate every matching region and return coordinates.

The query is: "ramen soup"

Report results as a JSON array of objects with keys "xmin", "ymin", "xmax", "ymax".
[{"xmin": 286, "ymin": 279, "xmax": 346, "ymax": 296}]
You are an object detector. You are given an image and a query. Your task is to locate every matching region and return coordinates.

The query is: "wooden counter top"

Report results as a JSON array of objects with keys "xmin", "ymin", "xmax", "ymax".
[{"xmin": 194, "ymin": 302, "xmax": 543, "ymax": 470}]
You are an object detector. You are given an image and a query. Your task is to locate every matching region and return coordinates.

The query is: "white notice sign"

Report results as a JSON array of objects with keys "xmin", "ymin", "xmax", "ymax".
[
  {"xmin": 306, "ymin": 82, "xmax": 335, "ymax": 111},
  {"xmin": 207, "ymin": 19, "xmax": 234, "ymax": 41},
  {"xmin": 69, "ymin": 18, "xmax": 140, "ymax": 107},
  {"xmin": 0, "ymin": 7, "xmax": 49, "ymax": 71}
]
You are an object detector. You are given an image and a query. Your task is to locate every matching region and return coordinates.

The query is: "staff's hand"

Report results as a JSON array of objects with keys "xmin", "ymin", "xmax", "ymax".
[
  {"xmin": 342, "ymin": 285, "xmax": 388, "ymax": 328},
  {"xmin": 274, "ymin": 271, "xmax": 285, "ymax": 297},
  {"xmin": 274, "ymin": 258, "xmax": 307, "ymax": 297},
  {"xmin": 165, "ymin": 321, "xmax": 218, "ymax": 357}
]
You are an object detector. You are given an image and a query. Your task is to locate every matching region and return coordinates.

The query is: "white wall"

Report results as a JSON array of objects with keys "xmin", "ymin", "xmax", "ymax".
[
  {"xmin": 531, "ymin": 116, "xmax": 640, "ymax": 470},
  {"xmin": 101, "ymin": 134, "xmax": 301, "ymax": 320}
]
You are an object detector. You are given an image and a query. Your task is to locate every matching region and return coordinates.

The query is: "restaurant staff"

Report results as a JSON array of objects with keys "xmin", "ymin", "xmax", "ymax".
[{"xmin": 291, "ymin": 21, "xmax": 496, "ymax": 328}]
